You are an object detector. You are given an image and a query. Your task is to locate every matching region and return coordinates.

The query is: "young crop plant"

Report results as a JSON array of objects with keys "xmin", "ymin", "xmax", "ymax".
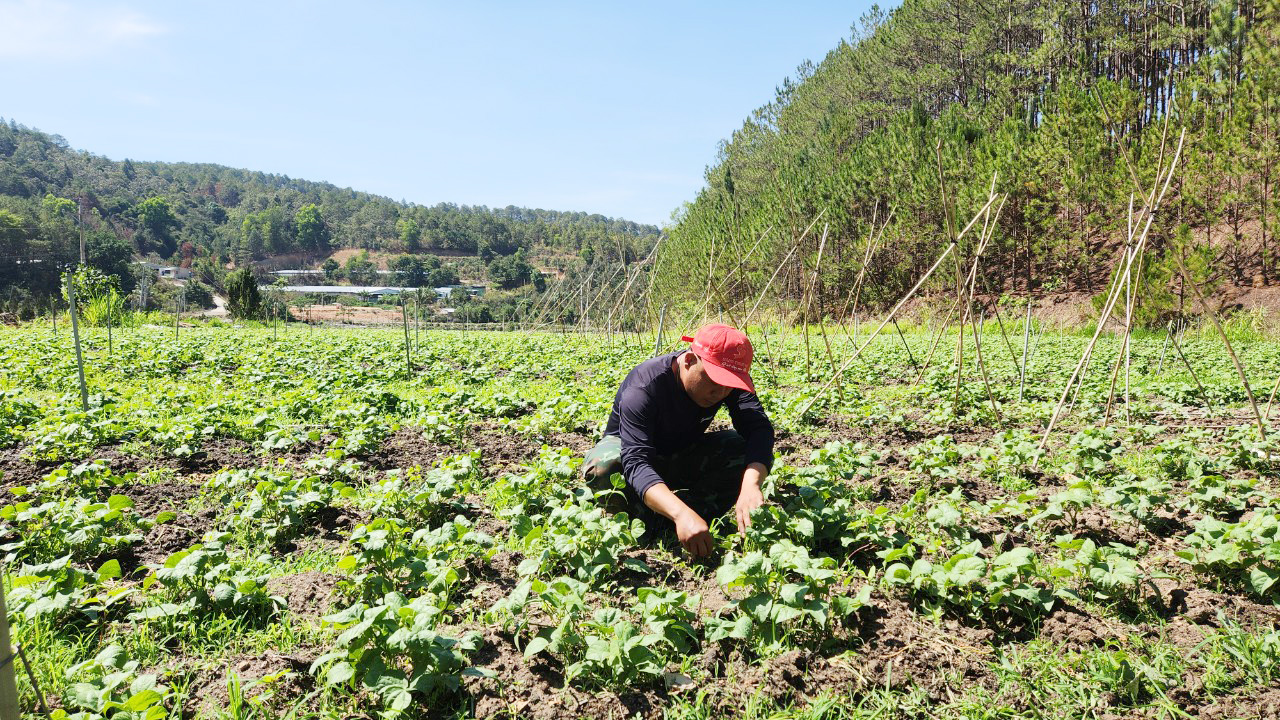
[
  {"xmin": 885, "ymin": 542, "xmax": 1055, "ymax": 622},
  {"xmin": 232, "ymin": 469, "xmax": 346, "ymax": 548},
  {"xmin": 1182, "ymin": 469, "xmax": 1257, "ymax": 518},
  {"xmin": 357, "ymin": 452, "xmax": 481, "ymax": 527},
  {"xmin": 707, "ymin": 538, "xmax": 871, "ymax": 656},
  {"xmin": 7, "ymin": 555, "xmax": 134, "ymax": 624},
  {"xmin": 0, "ymin": 493, "xmax": 151, "ymax": 565},
  {"xmin": 0, "ymin": 388, "xmax": 39, "ymax": 448},
  {"xmin": 131, "ymin": 532, "xmax": 284, "ymax": 623},
  {"xmin": 327, "ymin": 401, "xmax": 394, "ymax": 456},
  {"xmin": 754, "ymin": 477, "xmax": 905, "ymax": 558},
  {"xmin": 1178, "ymin": 512, "xmax": 1280, "ymax": 598},
  {"xmin": 1221, "ymin": 425, "xmax": 1280, "ymax": 475},
  {"xmin": 147, "ymin": 402, "xmax": 241, "ymax": 457},
  {"xmin": 27, "ymin": 460, "xmax": 129, "ymax": 498},
  {"xmin": 52, "ymin": 644, "xmax": 172, "ymax": 720},
  {"xmin": 23, "ymin": 402, "xmax": 129, "ymax": 463},
  {"xmin": 1098, "ymin": 475, "xmax": 1171, "ymax": 527},
  {"xmin": 1052, "ymin": 537, "xmax": 1145, "ymax": 605},
  {"xmin": 335, "ymin": 515, "xmax": 492, "ymax": 606},
  {"xmin": 808, "ymin": 440, "xmax": 879, "ymax": 483},
  {"xmin": 493, "ymin": 577, "xmax": 670, "ymax": 689},
  {"xmin": 311, "ymin": 592, "xmax": 486, "ymax": 715},
  {"xmin": 977, "ymin": 428, "xmax": 1045, "ymax": 491},
  {"xmin": 488, "ymin": 446, "xmax": 579, "ymax": 518},
  {"xmin": 1029, "ymin": 477, "xmax": 1097, "ymax": 531},
  {"xmin": 906, "ymin": 435, "xmax": 971, "ymax": 483},
  {"xmin": 1063, "ymin": 426, "xmax": 1123, "ymax": 479},
  {"xmin": 511, "ymin": 492, "xmax": 645, "ymax": 583}
]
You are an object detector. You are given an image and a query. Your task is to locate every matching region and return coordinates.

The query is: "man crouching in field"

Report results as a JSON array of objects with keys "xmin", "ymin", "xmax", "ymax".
[{"xmin": 582, "ymin": 323, "xmax": 775, "ymax": 558}]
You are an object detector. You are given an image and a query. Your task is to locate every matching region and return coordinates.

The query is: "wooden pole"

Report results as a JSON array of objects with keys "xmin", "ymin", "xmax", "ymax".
[
  {"xmin": 68, "ymin": 279, "xmax": 89, "ymax": 412},
  {"xmin": 1170, "ymin": 329, "xmax": 1215, "ymax": 413},
  {"xmin": 653, "ymin": 303, "xmax": 667, "ymax": 357},
  {"xmin": 401, "ymin": 296, "xmax": 412, "ymax": 377},
  {"xmin": 1175, "ymin": 252, "xmax": 1265, "ymax": 440},
  {"xmin": 892, "ymin": 318, "xmax": 917, "ymax": 367},
  {"xmin": 1018, "ymin": 298, "xmax": 1033, "ymax": 403},
  {"xmin": 0, "ymin": 576, "xmax": 20, "ymax": 720},
  {"xmin": 797, "ymin": 239, "xmax": 959, "ymax": 417},
  {"xmin": 106, "ymin": 295, "xmax": 113, "ymax": 357},
  {"xmin": 972, "ymin": 309, "xmax": 1002, "ymax": 424}
]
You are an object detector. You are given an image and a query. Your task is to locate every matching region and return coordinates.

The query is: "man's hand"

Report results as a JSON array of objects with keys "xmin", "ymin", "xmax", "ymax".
[
  {"xmin": 673, "ymin": 507, "xmax": 712, "ymax": 558},
  {"xmin": 642, "ymin": 482, "xmax": 712, "ymax": 558},
  {"xmin": 735, "ymin": 462, "xmax": 769, "ymax": 537}
]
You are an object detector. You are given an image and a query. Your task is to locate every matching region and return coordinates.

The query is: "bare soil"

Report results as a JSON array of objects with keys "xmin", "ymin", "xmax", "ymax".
[
  {"xmin": 266, "ymin": 571, "xmax": 340, "ymax": 617},
  {"xmin": 174, "ymin": 650, "xmax": 318, "ymax": 719}
]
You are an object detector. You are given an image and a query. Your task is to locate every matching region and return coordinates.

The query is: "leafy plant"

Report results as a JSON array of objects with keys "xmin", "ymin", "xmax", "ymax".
[
  {"xmin": 708, "ymin": 539, "xmax": 870, "ymax": 655},
  {"xmin": 53, "ymin": 644, "xmax": 170, "ymax": 720},
  {"xmin": 311, "ymin": 592, "xmax": 486, "ymax": 714}
]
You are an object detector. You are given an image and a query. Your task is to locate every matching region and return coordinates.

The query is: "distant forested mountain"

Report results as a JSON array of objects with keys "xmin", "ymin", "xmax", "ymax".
[
  {"xmin": 659, "ymin": 0, "xmax": 1279, "ymax": 324},
  {"xmin": 0, "ymin": 119, "xmax": 659, "ymax": 307}
]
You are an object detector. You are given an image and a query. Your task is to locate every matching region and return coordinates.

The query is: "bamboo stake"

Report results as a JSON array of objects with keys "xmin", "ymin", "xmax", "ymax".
[
  {"xmin": 1170, "ymin": 329, "xmax": 1215, "ymax": 413},
  {"xmin": 16, "ymin": 645, "xmax": 49, "ymax": 717},
  {"xmin": 989, "ymin": 301, "xmax": 1018, "ymax": 366},
  {"xmin": 1155, "ymin": 321, "xmax": 1172, "ymax": 374},
  {"xmin": 1174, "ymin": 252, "xmax": 1266, "ymax": 440},
  {"xmin": 892, "ymin": 318, "xmax": 917, "ymax": 367},
  {"xmin": 401, "ymin": 296, "xmax": 412, "ymax": 378},
  {"xmin": 1263, "ymin": 371, "xmax": 1280, "ymax": 421},
  {"xmin": 801, "ymin": 225, "xmax": 830, "ymax": 381},
  {"xmin": 605, "ymin": 236, "xmax": 665, "ymax": 332},
  {"xmin": 972, "ymin": 308, "xmax": 1002, "ymax": 424},
  {"xmin": 1036, "ymin": 129, "xmax": 1186, "ymax": 456},
  {"xmin": 806, "ymin": 225, "xmax": 843, "ymax": 400},
  {"xmin": 0, "ymin": 576, "xmax": 19, "ymax": 720},
  {"xmin": 839, "ymin": 206, "xmax": 896, "ymax": 342},
  {"xmin": 68, "ymin": 279, "xmax": 89, "ymax": 412},
  {"xmin": 1018, "ymin": 298, "xmax": 1033, "ymax": 403},
  {"xmin": 797, "ymin": 240, "xmax": 958, "ymax": 417},
  {"xmin": 741, "ymin": 244, "xmax": 802, "ymax": 328},
  {"xmin": 915, "ymin": 298, "xmax": 960, "ymax": 384}
]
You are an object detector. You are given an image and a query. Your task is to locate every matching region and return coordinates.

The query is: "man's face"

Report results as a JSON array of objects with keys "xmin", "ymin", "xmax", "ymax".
[{"xmin": 682, "ymin": 353, "xmax": 733, "ymax": 408}]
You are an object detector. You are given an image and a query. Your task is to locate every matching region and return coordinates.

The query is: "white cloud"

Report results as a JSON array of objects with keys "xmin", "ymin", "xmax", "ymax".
[{"xmin": 0, "ymin": 0, "xmax": 166, "ymax": 61}]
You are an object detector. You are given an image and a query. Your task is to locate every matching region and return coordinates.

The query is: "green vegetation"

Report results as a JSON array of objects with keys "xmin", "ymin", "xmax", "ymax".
[
  {"xmin": 3, "ymin": 320, "xmax": 1280, "ymax": 718},
  {"xmin": 0, "ymin": 119, "xmax": 659, "ymax": 317},
  {"xmin": 662, "ymin": 0, "xmax": 1280, "ymax": 322}
]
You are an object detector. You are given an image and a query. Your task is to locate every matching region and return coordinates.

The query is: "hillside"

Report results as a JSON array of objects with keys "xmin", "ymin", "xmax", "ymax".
[
  {"xmin": 0, "ymin": 119, "xmax": 660, "ymax": 311},
  {"xmin": 658, "ymin": 0, "xmax": 1280, "ymax": 327}
]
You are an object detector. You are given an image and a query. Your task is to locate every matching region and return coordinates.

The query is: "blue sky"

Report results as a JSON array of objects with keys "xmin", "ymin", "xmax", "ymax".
[{"xmin": 1, "ymin": 1, "xmax": 885, "ymax": 226}]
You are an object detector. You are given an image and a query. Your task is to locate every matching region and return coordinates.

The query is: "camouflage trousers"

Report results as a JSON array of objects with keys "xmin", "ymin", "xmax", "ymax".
[{"xmin": 582, "ymin": 430, "xmax": 747, "ymax": 540}]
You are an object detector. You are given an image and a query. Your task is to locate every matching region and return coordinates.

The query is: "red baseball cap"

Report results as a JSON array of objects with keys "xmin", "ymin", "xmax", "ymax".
[{"xmin": 681, "ymin": 323, "xmax": 756, "ymax": 394}]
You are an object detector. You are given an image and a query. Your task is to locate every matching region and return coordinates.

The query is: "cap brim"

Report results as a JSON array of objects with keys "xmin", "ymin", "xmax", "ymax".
[{"xmin": 702, "ymin": 359, "xmax": 755, "ymax": 394}]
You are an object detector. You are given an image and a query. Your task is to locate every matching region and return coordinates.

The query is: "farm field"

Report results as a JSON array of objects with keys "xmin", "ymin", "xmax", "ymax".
[{"xmin": 3, "ymin": 322, "xmax": 1280, "ymax": 719}]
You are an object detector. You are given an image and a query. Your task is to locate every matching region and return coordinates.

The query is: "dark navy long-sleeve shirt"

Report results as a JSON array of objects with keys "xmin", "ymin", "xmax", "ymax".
[{"xmin": 604, "ymin": 350, "xmax": 775, "ymax": 498}]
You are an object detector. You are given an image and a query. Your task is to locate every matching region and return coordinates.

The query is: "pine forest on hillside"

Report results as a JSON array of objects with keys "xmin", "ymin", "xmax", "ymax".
[{"xmin": 661, "ymin": 0, "xmax": 1280, "ymax": 328}]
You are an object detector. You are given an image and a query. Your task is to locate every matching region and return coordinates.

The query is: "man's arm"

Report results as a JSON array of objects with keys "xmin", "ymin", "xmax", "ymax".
[
  {"xmin": 727, "ymin": 391, "xmax": 775, "ymax": 535},
  {"xmin": 735, "ymin": 461, "xmax": 769, "ymax": 536},
  {"xmin": 642, "ymin": 483, "xmax": 713, "ymax": 558},
  {"xmin": 617, "ymin": 387, "xmax": 714, "ymax": 557}
]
